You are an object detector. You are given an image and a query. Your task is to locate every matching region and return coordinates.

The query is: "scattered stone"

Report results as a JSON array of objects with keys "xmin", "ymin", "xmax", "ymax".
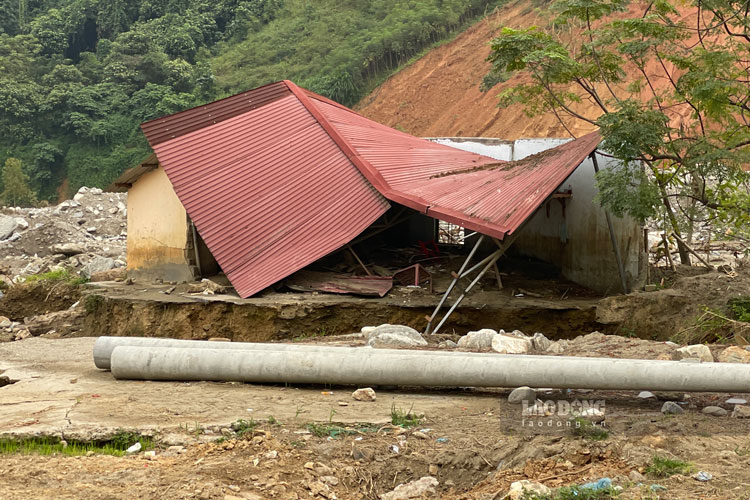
[
  {"xmin": 702, "ymin": 406, "xmax": 728, "ymax": 417},
  {"xmin": 50, "ymin": 243, "xmax": 86, "ymax": 256},
  {"xmin": 412, "ymin": 431, "xmax": 428, "ymax": 439},
  {"xmin": 732, "ymin": 405, "xmax": 750, "ymax": 418},
  {"xmin": 456, "ymin": 329, "xmax": 497, "ymax": 350},
  {"xmin": 491, "ymin": 334, "xmax": 532, "ymax": 354},
  {"xmin": 90, "ymin": 268, "xmax": 126, "ymax": 282},
  {"xmin": 0, "ymin": 316, "xmax": 11, "ymax": 328},
  {"xmin": 546, "ymin": 341, "xmax": 564, "ymax": 354},
  {"xmin": 0, "ymin": 215, "xmax": 18, "ymax": 240},
  {"xmin": 673, "ymin": 344, "xmax": 713, "ymax": 363},
  {"xmin": 638, "ymin": 391, "xmax": 656, "ymax": 399},
  {"xmin": 23, "ymin": 308, "xmax": 84, "ymax": 336},
  {"xmin": 693, "ymin": 471, "xmax": 713, "ymax": 482},
  {"xmin": 438, "ymin": 340, "xmax": 457, "ymax": 349},
  {"xmin": 82, "ymin": 256, "xmax": 116, "ymax": 279},
  {"xmin": 661, "ymin": 401, "xmax": 684, "ymax": 415},
  {"xmin": 726, "ymin": 397, "xmax": 747, "ymax": 405},
  {"xmin": 14, "ymin": 218, "xmax": 28, "ymax": 230},
  {"xmin": 718, "ymin": 346, "xmax": 750, "ymax": 364},
  {"xmin": 628, "ymin": 470, "xmax": 646, "ymax": 483},
  {"xmin": 508, "ymin": 386, "xmax": 537, "ymax": 405},
  {"xmin": 531, "ymin": 332, "xmax": 552, "ymax": 351},
  {"xmin": 320, "ymin": 476, "xmax": 339, "ymax": 486},
  {"xmin": 366, "ymin": 324, "xmax": 427, "ymax": 348},
  {"xmin": 352, "ymin": 388, "xmax": 377, "ymax": 402},
  {"xmin": 380, "ymin": 476, "xmax": 438, "ymax": 500},
  {"xmin": 507, "ymin": 480, "xmax": 551, "ymax": 500},
  {"xmin": 86, "ymin": 226, "xmax": 97, "ymax": 233}
]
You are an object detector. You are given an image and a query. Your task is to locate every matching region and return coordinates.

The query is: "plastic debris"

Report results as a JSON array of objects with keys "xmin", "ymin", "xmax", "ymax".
[
  {"xmin": 579, "ymin": 478, "xmax": 612, "ymax": 491},
  {"xmin": 650, "ymin": 484, "xmax": 668, "ymax": 492},
  {"xmin": 436, "ymin": 437, "xmax": 449, "ymax": 443},
  {"xmin": 125, "ymin": 442, "xmax": 142, "ymax": 454},
  {"xmin": 726, "ymin": 398, "xmax": 747, "ymax": 405},
  {"xmin": 693, "ymin": 471, "xmax": 713, "ymax": 482}
]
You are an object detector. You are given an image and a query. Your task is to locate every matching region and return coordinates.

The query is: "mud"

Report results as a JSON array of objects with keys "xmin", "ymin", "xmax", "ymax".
[{"xmin": 0, "ymin": 282, "xmax": 81, "ymax": 321}]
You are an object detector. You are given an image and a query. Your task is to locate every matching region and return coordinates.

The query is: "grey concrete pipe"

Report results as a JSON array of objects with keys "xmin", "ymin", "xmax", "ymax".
[
  {"xmin": 109, "ymin": 345, "xmax": 750, "ymax": 392},
  {"xmin": 94, "ymin": 336, "xmax": 520, "ymax": 370}
]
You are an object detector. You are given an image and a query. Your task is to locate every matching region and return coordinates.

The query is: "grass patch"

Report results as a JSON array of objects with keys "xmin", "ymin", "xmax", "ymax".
[
  {"xmin": 644, "ymin": 455, "xmax": 693, "ymax": 478},
  {"xmin": 0, "ymin": 431, "xmax": 153, "ymax": 457},
  {"xmin": 391, "ymin": 404, "xmax": 423, "ymax": 428},
  {"xmin": 306, "ymin": 422, "xmax": 379, "ymax": 439},
  {"xmin": 23, "ymin": 268, "xmax": 88, "ymax": 286},
  {"xmin": 522, "ymin": 485, "xmax": 619, "ymax": 499},
  {"xmin": 230, "ymin": 418, "xmax": 258, "ymax": 437},
  {"xmin": 570, "ymin": 417, "xmax": 609, "ymax": 441}
]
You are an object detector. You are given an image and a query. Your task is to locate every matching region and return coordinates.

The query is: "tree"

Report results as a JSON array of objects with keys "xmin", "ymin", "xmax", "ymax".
[
  {"xmin": 484, "ymin": 0, "xmax": 750, "ymax": 263},
  {"xmin": 1, "ymin": 158, "xmax": 37, "ymax": 207}
]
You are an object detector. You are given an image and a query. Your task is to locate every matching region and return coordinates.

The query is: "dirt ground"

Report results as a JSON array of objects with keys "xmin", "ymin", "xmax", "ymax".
[{"xmin": 3, "ymin": 335, "xmax": 750, "ymax": 499}]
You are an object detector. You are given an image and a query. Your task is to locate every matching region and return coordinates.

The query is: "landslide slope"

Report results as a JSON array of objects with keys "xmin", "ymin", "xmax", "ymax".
[{"xmin": 355, "ymin": 1, "xmax": 604, "ymax": 139}]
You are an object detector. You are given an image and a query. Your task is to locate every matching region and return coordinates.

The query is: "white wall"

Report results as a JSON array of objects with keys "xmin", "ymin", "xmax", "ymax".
[{"xmin": 429, "ymin": 137, "xmax": 645, "ymax": 293}]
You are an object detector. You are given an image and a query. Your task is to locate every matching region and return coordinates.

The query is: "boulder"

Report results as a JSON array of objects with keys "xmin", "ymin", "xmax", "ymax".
[
  {"xmin": 661, "ymin": 401, "xmax": 684, "ymax": 415},
  {"xmin": 352, "ymin": 388, "xmax": 376, "ymax": 402},
  {"xmin": 366, "ymin": 324, "xmax": 427, "ymax": 348},
  {"xmin": 14, "ymin": 218, "xmax": 28, "ymax": 230},
  {"xmin": 0, "ymin": 215, "xmax": 18, "ymax": 240},
  {"xmin": 491, "ymin": 334, "xmax": 532, "ymax": 354},
  {"xmin": 508, "ymin": 386, "xmax": 537, "ymax": 405},
  {"xmin": 546, "ymin": 341, "xmax": 564, "ymax": 354},
  {"xmin": 532, "ymin": 332, "xmax": 552, "ymax": 351},
  {"xmin": 507, "ymin": 480, "xmax": 551, "ymax": 500},
  {"xmin": 702, "ymin": 406, "xmax": 728, "ymax": 417},
  {"xmin": 456, "ymin": 329, "xmax": 496, "ymax": 350},
  {"xmin": 718, "ymin": 346, "xmax": 750, "ymax": 364},
  {"xmin": 51, "ymin": 243, "xmax": 86, "ymax": 256},
  {"xmin": 24, "ymin": 308, "xmax": 85, "ymax": 336},
  {"xmin": 82, "ymin": 256, "xmax": 116, "ymax": 279},
  {"xmin": 732, "ymin": 405, "xmax": 750, "ymax": 418},
  {"xmin": 89, "ymin": 268, "xmax": 127, "ymax": 282},
  {"xmin": 380, "ymin": 476, "xmax": 438, "ymax": 500},
  {"xmin": 673, "ymin": 344, "xmax": 714, "ymax": 363}
]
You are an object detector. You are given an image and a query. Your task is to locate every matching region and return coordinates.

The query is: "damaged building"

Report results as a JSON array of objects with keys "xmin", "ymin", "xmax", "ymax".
[{"xmin": 110, "ymin": 80, "xmax": 645, "ymax": 314}]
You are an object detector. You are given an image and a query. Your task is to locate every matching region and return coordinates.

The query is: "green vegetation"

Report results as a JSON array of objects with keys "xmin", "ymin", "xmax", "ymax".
[
  {"xmin": 0, "ymin": 431, "xmax": 153, "ymax": 456},
  {"xmin": 23, "ymin": 267, "xmax": 88, "ymax": 285},
  {"xmin": 231, "ymin": 418, "xmax": 258, "ymax": 437},
  {"xmin": 485, "ymin": 0, "xmax": 750, "ymax": 255},
  {"xmin": 522, "ymin": 485, "xmax": 619, "ymax": 500},
  {"xmin": 0, "ymin": 0, "xmax": 502, "ymax": 202},
  {"xmin": 390, "ymin": 404, "xmax": 423, "ymax": 428},
  {"xmin": 570, "ymin": 417, "xmax": 609, "ymax": 441},
  {"xmin": 306, "ymin": 422, "xmax": 377, "ymax": 439},
  {"xmin": 730, "ymin": 297, "xmax": 750, "ymax": 323},
  {"xmin": 644, "ymin": 455, "xmax": 693, "ymax": 478}
]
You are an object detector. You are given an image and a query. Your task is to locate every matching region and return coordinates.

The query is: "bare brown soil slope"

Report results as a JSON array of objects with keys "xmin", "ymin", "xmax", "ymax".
[{"xmin": 356, "ymin": 1, "xmax": 697, "ymax": 140}]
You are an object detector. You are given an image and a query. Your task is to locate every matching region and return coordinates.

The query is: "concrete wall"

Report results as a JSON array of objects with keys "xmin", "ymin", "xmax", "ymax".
[
  {"xmin": 126, "ymin": 165, "xmax": 194, "ymax": 282},
  {"xmin": 431, "ymin": 137, "xmax": 645, "ymax": 293}
]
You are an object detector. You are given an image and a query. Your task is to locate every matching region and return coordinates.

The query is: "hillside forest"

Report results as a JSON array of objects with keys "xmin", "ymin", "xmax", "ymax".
[{"xmin": 0, "ymin": 0, "xmax": 501, "ymax": 202}]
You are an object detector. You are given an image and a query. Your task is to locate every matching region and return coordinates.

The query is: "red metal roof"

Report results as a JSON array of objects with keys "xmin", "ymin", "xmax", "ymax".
[{"xmin": 141, "ymin": 80, "xmax": 600, "ymax": 297}]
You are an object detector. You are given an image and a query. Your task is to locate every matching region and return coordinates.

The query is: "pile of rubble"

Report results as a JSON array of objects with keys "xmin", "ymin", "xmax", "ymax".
[{"xmin": 0, "ymin": 187, "xmax": 127, "ymax": 282}]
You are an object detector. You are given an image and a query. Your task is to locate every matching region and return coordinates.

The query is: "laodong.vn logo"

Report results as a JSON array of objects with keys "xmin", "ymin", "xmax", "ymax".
[{"xmin": 521, "ymin": 399, "xmax": 606, "ymax": 429}]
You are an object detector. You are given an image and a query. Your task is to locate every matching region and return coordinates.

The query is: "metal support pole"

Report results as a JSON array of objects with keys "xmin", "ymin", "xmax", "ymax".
[
  {"xmin": 590, "ymin": 152, "xmax": 629, "ymax": 294},
  {"xmin": 431, "ymin": 251, "xmax": 502, "ymax": 334},
  {"xmin": 424, "ymin": 234, "xmax": 485, "ymax": 334}
]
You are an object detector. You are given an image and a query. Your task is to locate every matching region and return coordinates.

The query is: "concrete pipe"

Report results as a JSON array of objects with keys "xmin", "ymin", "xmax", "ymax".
[
  {"xmin": 94, "ymin": 336, "xmax": 520, "ymax": 370},
  {"xmin": 110, "ymin": 345, "xmax": 750, "ymax": 392}
]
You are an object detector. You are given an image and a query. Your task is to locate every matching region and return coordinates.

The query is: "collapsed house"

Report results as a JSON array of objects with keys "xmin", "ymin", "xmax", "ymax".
[{"xmin": 110, "ymin": 80, "xmax": 644, "ymax": 302}]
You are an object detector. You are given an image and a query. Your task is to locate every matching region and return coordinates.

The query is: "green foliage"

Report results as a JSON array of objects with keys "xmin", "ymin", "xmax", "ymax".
[
  {"xmin": 486, "ymin": 0, "xmax": 750, "ymax": 243},
  {"xmin": 522, "ymin": 485, "xmax": 619, "ymax": 499},
  {"xmin": 390, "ymin": 404, "xmax": 423, "ymax": 428},
  {"xmin": 730, "ymin": 297, "xmax": 750, "ymax": 323},
  {"xmin": 231, "ymin": 418, "xmax": 258, "ymax": 437},
  {"xmin": 1, "ymin": 158, "xmax": 36, "ymax": 207},
  {"xmin": 0, "ymin": 431, "xmax": 153, "ymax": 457},
  {"xmin": 644, "ymin": 455, "xmax": 693, "ymax": 478},
  {"xmin": 570, "ymin": 417, "xmax": 609, "ymax": 441},
  {"xmin": 23, "ymin": 267, "xmax": 88, "ymax": 285},
  {"xmin": 0, "ymin": 0, "xmax": 502, "ymax": 199}
]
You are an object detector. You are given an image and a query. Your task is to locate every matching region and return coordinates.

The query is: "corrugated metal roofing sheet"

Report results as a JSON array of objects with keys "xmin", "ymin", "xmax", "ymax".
[{"xmin": 141, "ymin": 80, "xmax": 600, "ymax": 297}]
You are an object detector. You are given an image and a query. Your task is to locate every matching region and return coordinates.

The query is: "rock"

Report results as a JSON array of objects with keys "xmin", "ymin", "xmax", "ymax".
[
  {"xmin": 366, "ymin": 325, "xmax": 427, "ymax": 348},
  {"xmin": 352, "ymin": 388, "xmax": 376, "ymax": 402},
  {"xmin": 546, "ymin": 341, "xmax": 564, "ymax": 354},
  {"xmin": 14, "ymin": 218, "xmax": 28, "ymax": 230},
  {"xmin": 0, "ymin": 215, "xmax": 18, "ymax": 240},
  {"xmin": 90, "ymin": 187, "xmax": 103, "ymax": 195},
  {"xmin": 0, "ymin": 316, "xmax": 11, "ymax": 328},
  {"xmin": 456, "ymin": 329, "xmax": 497, "ymax": 350},
  {"xmin": 23, "ymin": 308, "xmax": 85, "ymax": 336},
  {"xmin": 702, "ymin": 406, "xmax": 728, "ymax": 417},
  {"xmin": 726, "ymin": 397, "xmax": 747, "ymax": 404},
  {"xmin": 732, "ymin": 405, "xmax": 750, "ymax": 418},
  {"xmin": 661, "ymin": 401, "xmax": 684, "ymax": 415},
  {"xmin": 718, "ymin": 346, "xmax": 750, "ymax": 364},
  {"xmin": 628, "ymin": 470, "xmax": 646, "ymax": 483},
  {"xmin": 638, "ymin": 391, "xmax": 656, "ymax": 399},
  {"xmin": 508, "ymin": 386, "xmax": 537, "ymax": 405},
  {"xmin": 674, "ymin": 344, "xmax": 713, "ymax": 363},
  {"xmin": 82, "ymin": 256, "xmax": 115, "ymax": 279},
  {"xmin": 491, "ymin": 334, "xmax": 532, "ymax": 354},
  {"xmin": 89, "ymin": 268, "xmax": 127, "ymax": 282},
  {"xmin": 531, "ymin": 332, "xmax": 552, "ymax": 351},
  {"xmin": 507, "ymin": 480, "xmax": 551, "ymax": 500},
  {"xmin": 86, "ymin": 226, "xmax": 97, "ymax": 233},
  {"xmin": 380, "ymin": 476, "xmax": 438, "ymax": 500},
  {"xmin": 438, "ymin": 340, "xmax": 457, "ymax": 349}
]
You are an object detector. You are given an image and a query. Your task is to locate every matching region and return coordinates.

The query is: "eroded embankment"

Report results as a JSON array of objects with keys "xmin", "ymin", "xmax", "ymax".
[{"xmin": 81, "ymin": 291, "xmax": 601, "ymax": 341}]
